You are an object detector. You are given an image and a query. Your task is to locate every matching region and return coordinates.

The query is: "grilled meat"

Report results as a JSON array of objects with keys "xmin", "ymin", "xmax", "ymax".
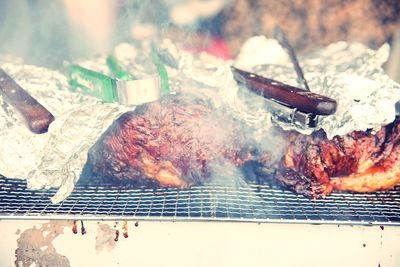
[
  {"xmin": 86, "ymin": 94, "xmax": 258, "ymax": 188},
  {"xmin": 86, "ymin": 93, "xmax": 400, "ymax": 198},
  {"xmin": 278, "ymin": 117, "xmax": 400, "ymax": 198}
]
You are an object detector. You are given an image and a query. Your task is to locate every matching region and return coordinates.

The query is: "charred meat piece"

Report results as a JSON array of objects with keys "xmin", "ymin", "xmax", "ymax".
[
  {"xmin": 86, "ymin": 93, "xmax": 400, "ymax": 198},
  {"xmin": 278, "ymin": 117, "xmax": 400, "ymax": 198},
  {"xmin": 86, "ymin": 94, "xmax": 258, "ymax": 188}
]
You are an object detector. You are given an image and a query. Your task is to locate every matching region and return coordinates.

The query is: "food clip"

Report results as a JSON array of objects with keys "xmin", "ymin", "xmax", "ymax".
[
  {"xmin": 107, "ymin": 55, "xmax": 163, "ymax": 106},
  {"xmin": 68, "ymin": 53, "xmax": 170, "ymax": 106},
  {"xmin": 231, "ymin": 66, "xmax": 337, "ymax": 130},
  {"xmin": 230, "ymin": 26, "xmax": 338, "ymax": 130}
]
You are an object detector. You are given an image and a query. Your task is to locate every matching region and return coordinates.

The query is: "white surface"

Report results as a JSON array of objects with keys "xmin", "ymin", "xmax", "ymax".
[{"xmin": 0, "ymin": 220, "xmax": 399, "ymax": 267}]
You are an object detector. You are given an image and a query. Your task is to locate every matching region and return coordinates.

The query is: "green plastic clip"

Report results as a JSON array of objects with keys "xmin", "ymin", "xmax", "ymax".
[
  {"xmin": 69, "ymin": 64, "xmax": 117, "ymax": 102},
  {"xmin": 106, "ymin": 55, "xmax": 137, "ymax": 81},
  {"xmin": 151, "ymin": 49, "xmax": 170, "ymax": 95}
]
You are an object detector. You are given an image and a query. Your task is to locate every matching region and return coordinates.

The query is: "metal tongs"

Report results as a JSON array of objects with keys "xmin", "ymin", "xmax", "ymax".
[{"xmin": 231, "ymin": 27, "xmax": 337, "ymax": 130}]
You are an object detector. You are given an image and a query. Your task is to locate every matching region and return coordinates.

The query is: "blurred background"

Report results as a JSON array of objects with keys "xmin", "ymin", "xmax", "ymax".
[{"xmin": 0, "ymin": 0, "xmax": 399, "ymax": 79}]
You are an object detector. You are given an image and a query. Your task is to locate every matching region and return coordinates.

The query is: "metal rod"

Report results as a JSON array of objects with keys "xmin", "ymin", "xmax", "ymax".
[
  {"xmin": 1, "ymin": 176, "xmax": 399, "ymax": 226},
  {"xmin": 0, "ymin": 214, "xmax": 398, "ymax": 226},
  {"xmin": 273, "ymin": 26, "xmax": 311, "ymax": 91}
]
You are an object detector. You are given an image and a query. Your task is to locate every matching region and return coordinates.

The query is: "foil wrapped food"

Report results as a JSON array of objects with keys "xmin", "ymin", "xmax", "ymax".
[
  {"xmin": 0, "ymin": 56, "xmax": 130, "ymax": 203},
  {"xmin": 0, "ymin": 37, "xmax": 399, "ymax": 203},
  {"xmin": 233, "ymin": 36, "xmax": 400, "ymax": 138}
]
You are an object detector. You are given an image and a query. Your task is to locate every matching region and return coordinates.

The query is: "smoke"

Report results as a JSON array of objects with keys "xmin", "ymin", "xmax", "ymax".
[
  {"xmin": 203, "ymin": 161, "xmax": 270, "ymax": 218},
  {"xmin": 159, "ymin": 53, "xmax": 289, "ymax": 192},
  {"xmin": 0, "ymin": 0, "xmax": 164, "ymax": 67},
  {"xmin": 0, "ymin": 1, "xmax": 69, "ymax": 67},
  {"xmin": 0, "ymin": 0, "xmax": 230, "ymax": 69},
  {"xmin": 0, "ymin": 0, "xmax": 289, "ymax": 204}
]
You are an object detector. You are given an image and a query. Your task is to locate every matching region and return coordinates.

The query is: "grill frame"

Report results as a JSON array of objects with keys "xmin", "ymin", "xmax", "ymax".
[{"xmin": 0, "ymin": 177, "xmax": 399, "ymax": 225}]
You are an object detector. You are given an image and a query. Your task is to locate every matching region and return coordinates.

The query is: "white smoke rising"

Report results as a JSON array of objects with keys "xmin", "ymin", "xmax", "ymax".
[
  {"xmin": 0, "ymin": 1, "xmax": 70, "ymax": 67},
  {"xmin": 204, "ymin": 162, "xmax": 270, "ymax": 218},
  {"xmin": 0, "ymin": 1, "xmax": 160, "ymax": 66},
  {"xmin": 0, "ymin": 1, "xmax": 288, "ymax": 204},
  {"xmin": 0, "ymin": 0, "xmax": 230, "ymax": 68}
]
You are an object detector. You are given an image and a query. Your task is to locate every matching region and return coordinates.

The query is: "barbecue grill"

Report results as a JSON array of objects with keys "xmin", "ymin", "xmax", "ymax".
[
  {"xmin": 2, "ymin": 53, "xmax": 400, "ymax": 267},
  {"xmin": 1, "ymin": 1, "xmax": 400, "ymax": 267},
  {"xmin": 1, "ymin": 176, "xmax": 400, "ymax": 225},
  {"xmin": 1, "ymin": 176, "xmax": 400, "ymax": 267}
]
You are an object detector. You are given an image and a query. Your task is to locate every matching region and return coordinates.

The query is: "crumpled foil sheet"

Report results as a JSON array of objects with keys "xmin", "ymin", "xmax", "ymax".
[
  {"xmin": 233, "ymin": 36, "xmax": 400, "ymax": 138},
  {"xmin": 1, "ymin": 37, "xmax": 399, "ymax": 203},
  {"xmin": 175, "ymin": 50, "xmax": 274, "ymax": 137},
  {"xmin": 0, "ymin": 56, "xmax": 130, "ymax": 203},
  {"xmin": 172, "ymin": 37, "xmax": 400, "ymax": 139}
]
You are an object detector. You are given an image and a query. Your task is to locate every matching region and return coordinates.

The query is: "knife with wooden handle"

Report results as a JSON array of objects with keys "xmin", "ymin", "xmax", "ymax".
[
  {"xmin": 0, "ymin": 68, "xmax": 55, "ymax": 134},
  {"xmin": 231, "ymin": 66, "xmax": 337, "ymax": 116}
]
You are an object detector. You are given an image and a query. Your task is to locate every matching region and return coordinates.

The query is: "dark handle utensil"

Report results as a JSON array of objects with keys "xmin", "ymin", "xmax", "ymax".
[
  {"xmin": 0, "ymin": 68, "xmax": 55, "ymax": 134},
  {"xmin": 231, "ymin": 66, "xmax": 337, "ymax": 116}
]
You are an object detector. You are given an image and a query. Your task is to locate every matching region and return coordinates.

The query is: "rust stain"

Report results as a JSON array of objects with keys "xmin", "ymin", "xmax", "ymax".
[
  {"xmin": 114, "ymin": 230, "xmax": 120, "ymax": 242},
  {"xmin": 15, "ymin": 221, "xmax": 71, "ymax": 267},
  {"xmin": 72, "ymin": 220, "xmax": 78, "ymax": 234},
  {"xmin": 81, "ymin": 221, "xmax": 86, "ymax": 235},
  {"xmin": 122, "ymin": 221, "xmax": 128, "ymax": 238}
]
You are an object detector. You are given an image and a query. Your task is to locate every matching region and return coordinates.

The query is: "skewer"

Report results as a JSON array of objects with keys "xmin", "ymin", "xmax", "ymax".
[{"xmin": 273, "ymin": 26, "xmax": 311, "ymax": 91}]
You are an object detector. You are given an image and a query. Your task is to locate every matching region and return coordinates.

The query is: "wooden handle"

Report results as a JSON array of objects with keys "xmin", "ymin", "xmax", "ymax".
[
  {"xmin": 0, "ymin": 68, "xmax": 55, "ymax": 134},
  {"xmin": 231, "ymin": 67, "xmax": 337, "ymax": 115}
]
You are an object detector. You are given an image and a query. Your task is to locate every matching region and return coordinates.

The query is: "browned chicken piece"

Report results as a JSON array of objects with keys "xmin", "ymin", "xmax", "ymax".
[
  {"xmin": 86, "ymin": 93, "xmax": 400, "ymax": 198},
  {"xmin": 278, "ymin": 117, "xmax": 400, "ymax": 198},
  {"xmin": 86, "ymin": 94, "xmax": 258, "ymax": 188},
  {"xmin": 331, "ymin": 120, "xmax": 400, "ymax": 192}
]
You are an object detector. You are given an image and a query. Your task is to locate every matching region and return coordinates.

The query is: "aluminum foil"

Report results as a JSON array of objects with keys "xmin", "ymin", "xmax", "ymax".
[
  {"xmin": 0, "ymin": 57, "xmax": 93, "ymax": 178},
  {"xmin": 175, "ymin": 49, "xmax": 274, "ymax": 135},
  {"xmin": 159, "ymin": 35, "xmax": 400, "ymax": 139},
  {"xmin": 233, "ymin": 36, "xmax": 400, "ymax": 139},
  {"xmin": 0, "ymin": 56, "xmax": 130, "ymax": 203},
  {"xmin": 30, "ymin": 104, "xmax": 130, "ymax": 203}
]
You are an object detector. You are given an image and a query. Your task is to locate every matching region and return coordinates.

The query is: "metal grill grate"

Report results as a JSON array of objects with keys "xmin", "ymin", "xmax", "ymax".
[{"xmin": 0, "ymin": 177, "xmax": 400, "ymax": 225}]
